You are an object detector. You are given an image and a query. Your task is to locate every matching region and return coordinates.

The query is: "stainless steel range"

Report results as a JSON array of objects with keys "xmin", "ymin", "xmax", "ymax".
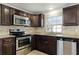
[
  {"xmin": 16, "ymin": 35, "xmax": 31, "ymax": 50},
  {"xmin": 9, "ymin": 29, "xmax": 31, "ymax": 51}
]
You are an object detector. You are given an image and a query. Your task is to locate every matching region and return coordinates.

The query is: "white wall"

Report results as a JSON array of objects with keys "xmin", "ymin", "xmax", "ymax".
[{"xmin": 44, "ymin": 9, "xmax": 62, "ymax": 17}]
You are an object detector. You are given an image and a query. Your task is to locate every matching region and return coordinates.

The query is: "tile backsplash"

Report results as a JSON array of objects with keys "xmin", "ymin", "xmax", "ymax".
[
  {"xmin": 0, "ymin": 26, "xmax": 36, "ymax": 35},
  {"xmin": 63, "ymin": 26, "xmax": 79, "ymax": 35},
  {"xmin": 0, "ymin": 25, "xmax": 79, "ymax": 36},
  {"xmin": 32, "ymin": 26, "xmax": 79, "ymax": 36}
]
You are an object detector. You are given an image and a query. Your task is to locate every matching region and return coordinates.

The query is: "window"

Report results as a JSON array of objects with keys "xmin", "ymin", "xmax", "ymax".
[{"xmin": 45, "ymin": 16, "xmax": 62, "ymax": 33}]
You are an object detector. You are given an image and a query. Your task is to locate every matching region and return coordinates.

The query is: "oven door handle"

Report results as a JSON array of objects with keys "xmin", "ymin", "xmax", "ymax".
[{"xmin": 16, "ymin": 36, "xmax": 31, "ymax": 40}]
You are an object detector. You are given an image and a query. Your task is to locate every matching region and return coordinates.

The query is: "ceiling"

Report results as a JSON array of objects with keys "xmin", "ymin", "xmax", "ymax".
[{"xmin": 3, "ymin": 3, "xmax": 77, "ymax": 13}]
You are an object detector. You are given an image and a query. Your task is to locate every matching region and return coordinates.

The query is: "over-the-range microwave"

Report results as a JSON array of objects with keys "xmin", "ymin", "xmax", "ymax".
[{"xmin": 13, "ymin": 15, "xmax": 31, "ymax": 26}]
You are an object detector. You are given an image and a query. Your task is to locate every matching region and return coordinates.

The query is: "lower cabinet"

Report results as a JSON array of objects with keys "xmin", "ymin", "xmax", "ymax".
[
  {"xmin": 0, "ymin": 39, "xmax": 2, "ymax": 55},
  {"xmin": 0, "ymin": 37, "xmax": 16, "ymax": 55},
  {"xmin": 31, "ymin": 35, "xmax": 57, "ymax": 55},
  {"xmin": 76, "ymin": 39, "xmax": 79, "ymax": 55},
  {"xmin": 31, "ymin": 35, "xmax": 79, "ymax": 55}
]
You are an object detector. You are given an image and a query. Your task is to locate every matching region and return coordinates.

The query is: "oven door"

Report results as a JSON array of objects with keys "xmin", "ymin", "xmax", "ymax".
[{"xmin": 16, "ymin": 36, "xmax": 31, "ymax": 50}]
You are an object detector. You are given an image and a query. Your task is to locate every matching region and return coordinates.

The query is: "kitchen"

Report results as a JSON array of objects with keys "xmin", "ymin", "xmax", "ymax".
[{"xmin": 0, "ymin": 3, "xmax": 79, "ymax": 55}]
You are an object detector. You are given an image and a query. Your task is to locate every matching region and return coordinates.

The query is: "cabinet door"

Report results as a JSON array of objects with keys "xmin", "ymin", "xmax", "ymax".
[
  {"xmin": 32, "ymin": 35, "xmax": 57, "ymax": 55},
  {"xmin": 0, "ymin": 39, "xmax": 2, "ymax": 55},
  {"xmin": 31, "ymin": 35, "xmax": 37, "ymax": 50},
  {"xmin": 30, "ymin": 14, "xmax": 39, "ymax": 27},
  {"xmin": 38, "ymin": 14, "xmax": 44, "ymax": 27},
  {"xmin": 3, "ymin": 37, "xmax": 16, "ymax": 55},
  {"xmin": 0, "ymin": 4, "xmax": 1, "ymax": 25},
  {"xmin": 13, "ymin": 9, "xmax": 21, "ymax": 15},
  {"xmin": 1, "ymin": 5, "xmax": 11, "ymax": 25},
  {"xmin": 76, "ymin": 39, "xmax": 79, "ymax": 55},
  {"xmin": 47, "ymin": 36, "xmax": 57, "ymax": 55},
  {"xmin": 63, "ymin": 6, "xmax": 77, "ymax": 26},
  {"xmin": 31, "ymin": 35, "xmax": 44, "ymax": 50},
  {"xmin": 9, "ymin": 8, "xmax": 14, "ymax": 25},
  {"xmin": 38, "ymin": 36, "xmax": 57, "ymax": 55},
  {"xmin": 30, "ymin": 14, "xmax": 44, "ymax": 27},
  {"xmin": 13, "ymin": 9, "xmax": 27, "ymax": 16},
  {"xmin": 35, "ymin": 36, "xmax": 45, "ymax": 51},
  {"xmin": 77, "ymin": 5, "xmax": 79, "ymax": 25}
]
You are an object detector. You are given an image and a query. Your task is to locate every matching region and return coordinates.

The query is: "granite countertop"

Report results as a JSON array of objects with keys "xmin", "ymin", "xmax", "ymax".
[
  {"xmin": 0, "ymin": 34, "xmax": 31, "ymax": 39},
  {"xmin": 0, "ymin": 35, "xmax": 15, "ymax": 39},
  {"xmin": 32, "ymin": 32, "xmax": 79, "ymax": 39},
  {"xmin": 0, "ymin": 32, "xmax": 79, "ymax": 39}
]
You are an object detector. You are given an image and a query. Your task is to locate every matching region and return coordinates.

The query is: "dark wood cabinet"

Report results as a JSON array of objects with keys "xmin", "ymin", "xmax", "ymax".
[
  {"xmin": 74, "ymin": 39, "xmax": 79, "ymax": 55},
  {"xmin": 13, "ymin": 9, "xmax": 27, "ymax": 17},
  {"xmin": 1, "ymin": 5, "xmax": 13, "ymax": 25},
  {"xmin": 31, "ymin": 35, "xmax": 57, "ymax": 55},
  {"xmin": 0, "ymin": 39, "xmax": 2, "ymax": 55},
  {"xmin": 76, "ymin": 40, "xmax": 79, "ymax": 55},
  {"xmin": 0, "ymin": 4, "xmax": 44, "ymax": 27},
  {"xmin": 0, "ymin": 4, "xmax": 30, "ymax": 26},
  {"xmin": 0, "ymin": 4, "xmax": 1, "ymax": 25},
  {"xmin": 0, "ymin": 5, "xmax": 15, "ymax": 25},
  {"xmin": 31, "ymin": 35, "xmax": 37, "ymax": 50},
  {"xmin": 30, "ymin": 14, "xmax": 39, "ymax": 27},
  {"xmin": 63, "ymin": 5, "xmax": 77, "ymax": 26},
  {"xmin": 76, "ymin": 5, "xmax": 79, "ymax": 25},
  {"xmin": 30, "ymin": 14, "xmax": 44, "ymax": 27},
  {"xmin": 31, "ymin": 35, "xmax": 79, "ymax": 55},
  {"xmin": 38, "ymin": 14, "xmax": 44, "ymax": 27},
  {"xmin": 0, "ymin": 37, "xmax": 16, "ymax": 55}
]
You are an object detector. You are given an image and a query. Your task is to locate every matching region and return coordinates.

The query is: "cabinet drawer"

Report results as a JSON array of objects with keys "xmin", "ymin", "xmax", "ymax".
[
  {"xmin": 3, "ymin": 45, "xmax": 14, "ymax": 55},
  {"xmin": 0, "ymin": 37, "xmax": 16, "ymax": 55},
  {"xmin": 3, "ymin": 37, "xmax": 15, "ymax": 44}
]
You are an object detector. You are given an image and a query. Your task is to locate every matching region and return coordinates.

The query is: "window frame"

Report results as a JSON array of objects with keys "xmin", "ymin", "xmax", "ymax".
[{"xmin": 45, "ymin": 15, "xmax": 63, "ymax": 33}]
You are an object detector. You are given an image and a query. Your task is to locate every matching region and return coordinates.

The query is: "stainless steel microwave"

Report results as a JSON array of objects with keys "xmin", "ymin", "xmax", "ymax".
[{"xmin": 13, "ymin": 15, "xmax": 30, "ymax": 26}]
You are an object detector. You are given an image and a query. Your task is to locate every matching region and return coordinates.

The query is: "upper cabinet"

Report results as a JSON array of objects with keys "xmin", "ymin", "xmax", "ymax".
[
  {"xmin": 38, "ymin": 14, "xmax": 44, "ymax": 27},
  {"xmin": 0, "ymin": 4, "xmax": 44, "ymax": 27},
  {"xmin": 0, "ymin": 5, "xmax": 12, "ymax": 25},
  {"xmin": 0, "ymin": 4, "xmax": 1, "ymax": 25},
  {"xmin": 63, "ymin": 5, "xmax": 77, "ymax": 26},
  {"xmin": 13, "ymin": 9, "xmax": 27, "ymax": 17},
  {"xmin": 77, "ymin": 5, "xmax": 79, "ymax": 25},
  {"xmin": 1, "ymin": 5, "xmax": 13, "ymax": 25},
  {"xmin": 30, "ymin": 14, "xmax": 39, "ymax": 27},
  {"xmin": 30, "ymin": 14, "xmax": 44, "ymax": 27}
]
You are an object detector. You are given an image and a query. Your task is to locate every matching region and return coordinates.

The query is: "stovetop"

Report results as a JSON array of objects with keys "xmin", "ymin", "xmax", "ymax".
[
  {"xmin": 9, "ymin": 31, "xmax": 31, "ymax": 38},
  {"xmin": 10, "ymin": 34, "xmax": 31, "ymax": 38}
]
